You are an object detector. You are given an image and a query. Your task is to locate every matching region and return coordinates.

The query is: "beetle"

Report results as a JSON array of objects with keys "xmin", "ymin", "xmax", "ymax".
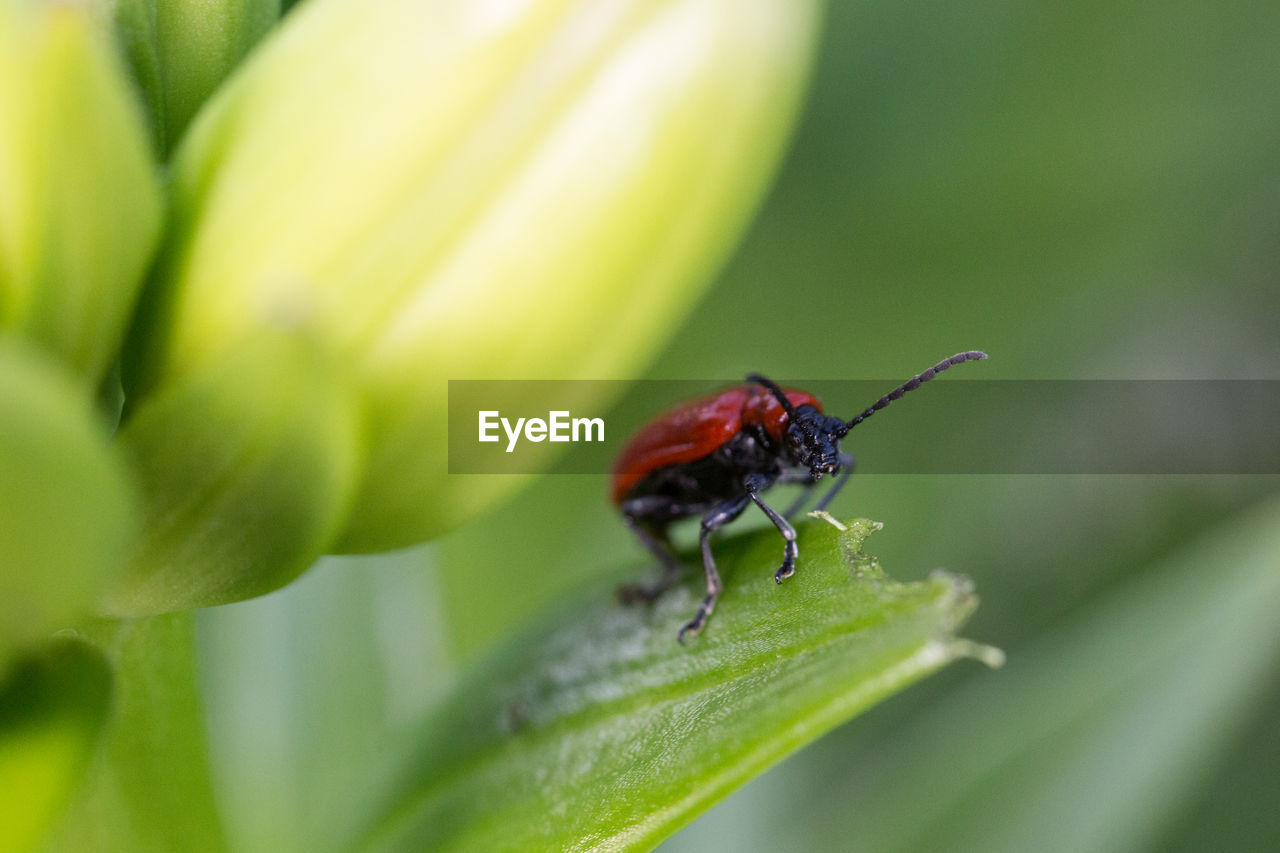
[{"xmin": 612, "ymin": 350, "xmax": 987, "ymax": 642}]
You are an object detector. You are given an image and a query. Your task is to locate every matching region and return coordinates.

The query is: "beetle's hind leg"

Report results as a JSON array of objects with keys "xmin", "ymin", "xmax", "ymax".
[
  {"xmin": 679, "ymin": 495, "xmax": 751, "ymax": 643},
  {"xmin": 617, "ymin": 516, "xmax": 686, "ymax": 604}
]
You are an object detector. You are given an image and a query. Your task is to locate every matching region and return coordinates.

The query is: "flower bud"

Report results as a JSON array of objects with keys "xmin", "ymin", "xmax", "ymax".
[
  {"xmin": 0, "ymin": 342, "xmax": 137, "ymax": 668},
  {"xmin": 106, "ymin": 326, "xmax": 362, "ymax": 616},
  {"xmin": 154, "ymin": 0, "xmax": 282, "ymax": 147},
  {"xmin": 0, "ymin": 1, "xmax": 161, "ymax": 384},
  {"xmin": 122, "ymin": 0, "xmax": 820, "ymax": 599},
  {"xmin": 83, "ymin": 0, "xmax": 283, "ymax": 154}
]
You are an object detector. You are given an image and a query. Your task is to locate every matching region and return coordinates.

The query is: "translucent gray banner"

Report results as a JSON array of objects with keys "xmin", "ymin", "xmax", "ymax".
[{"xmin": 448, "ymin": 380, "xmax": 1280, "ymax": 475}]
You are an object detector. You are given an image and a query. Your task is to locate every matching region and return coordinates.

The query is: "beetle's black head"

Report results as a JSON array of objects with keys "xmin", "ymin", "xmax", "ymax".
[
  {"xmin": 747, "ymin": 374, "xmax": 852, "ymax": 480},
  {"xmin": 783, "ymin": 405, "xmax": 849, "ymax": 478}
]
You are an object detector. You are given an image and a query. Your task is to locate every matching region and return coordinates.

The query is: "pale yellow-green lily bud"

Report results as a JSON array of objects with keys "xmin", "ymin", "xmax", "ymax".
[
  {"xmin": 124, "ymin": 0, "xmax": 820, "ymax": 586},
  {"xmin": 0, "ymin": 1, "xmax": 162, "ymax": 386},
  {"xmin": 0, "ymin": 341, "xmax": 137, "ymax": 671}
]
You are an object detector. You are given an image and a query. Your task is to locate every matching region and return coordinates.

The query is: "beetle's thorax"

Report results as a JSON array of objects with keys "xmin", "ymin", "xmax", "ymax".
[{"xmin": 782, "ymin": 405, "xmax": 848, "ymax": 477}]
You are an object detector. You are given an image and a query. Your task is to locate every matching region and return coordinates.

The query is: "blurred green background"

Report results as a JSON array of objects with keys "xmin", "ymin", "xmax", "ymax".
[{"xmin": 196, "ymin": 1, "xmax": 1280, "ymax": 851}]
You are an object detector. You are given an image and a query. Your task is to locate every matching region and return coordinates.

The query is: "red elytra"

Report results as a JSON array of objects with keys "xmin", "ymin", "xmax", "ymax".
[{"xmin": 610, "ymin": 385, "xmax": 821, "ymax": 505}]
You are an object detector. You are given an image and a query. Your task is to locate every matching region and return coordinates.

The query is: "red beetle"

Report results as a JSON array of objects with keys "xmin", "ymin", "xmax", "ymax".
[{"xmin": 612, "ymin": 351, "xmax": 987, "ymax": 642}]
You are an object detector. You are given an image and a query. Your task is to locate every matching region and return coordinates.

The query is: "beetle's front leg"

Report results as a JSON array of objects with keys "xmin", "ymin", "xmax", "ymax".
[{"xmin": 744, "ymin": 473, "xmax": 798, "ymax": 583}]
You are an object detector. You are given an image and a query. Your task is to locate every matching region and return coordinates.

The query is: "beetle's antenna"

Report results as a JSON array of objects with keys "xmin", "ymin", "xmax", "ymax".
[
  {"xmin": 846, "ymin": 351, "xmax": 987, "ymax": 430},
  {"xmin": 746, "ymin": 373, "xmax": 798, "ymax": 417}
]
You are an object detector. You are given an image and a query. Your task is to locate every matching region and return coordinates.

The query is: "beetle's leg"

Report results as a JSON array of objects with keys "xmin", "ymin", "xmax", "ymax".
[
  {"xmin": 812, "ymin": 453, "xmax": 857, "ymax": 513},
  {"xmin": 679, "ymin": 495, "xmax": 750, "ymax": 643},
  {"xmin": 617, "ymin": 516, "xmax": 686, "ymax": 604},
  {"xmin": 744, "ymin": 473, "xmax": 799, "ymax": 583}
]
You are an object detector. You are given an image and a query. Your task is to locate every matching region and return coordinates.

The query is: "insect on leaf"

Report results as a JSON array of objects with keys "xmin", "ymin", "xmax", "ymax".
[{"xmin": 358, "ymin": 516, "xmax": 1000, "ymax": 852}]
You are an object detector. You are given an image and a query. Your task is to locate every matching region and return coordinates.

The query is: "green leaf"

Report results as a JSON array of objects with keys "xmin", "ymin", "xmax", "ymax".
[
  {"xmin": 358, "ymin": 517, "xmax": 999, "ymax": 852},
  {"xmin": 0, "ymin": 641, "xmax": 111, "ymax": 853},
  {"xmin": 45, "ymin": 614, "xmax": 227, "ymax": 853},
  {"xmin": 707, "ymin": 496, "xmax": 1280, "ymax": 853}
]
